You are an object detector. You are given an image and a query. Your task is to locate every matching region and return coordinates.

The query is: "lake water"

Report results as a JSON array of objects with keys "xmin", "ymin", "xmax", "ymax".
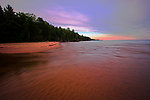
[{"xmin": 0, "ymin": 40, "xmax": 150, "ymax": 100}]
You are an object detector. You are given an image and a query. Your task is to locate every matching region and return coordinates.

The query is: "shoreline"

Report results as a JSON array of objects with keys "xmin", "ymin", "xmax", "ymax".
[{"xmin": 0, "ymin": 42, "xmax": 60, "ymax": 54}]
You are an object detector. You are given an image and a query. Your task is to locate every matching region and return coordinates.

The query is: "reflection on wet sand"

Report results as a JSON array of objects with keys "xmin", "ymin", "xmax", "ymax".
[
  {"xmin": 0, "ymin": 41, "xmax": 150, "ymax": 100},
  {"xmin": 0, "ymin": 53, "xmax": 49, "ymax": 75}
]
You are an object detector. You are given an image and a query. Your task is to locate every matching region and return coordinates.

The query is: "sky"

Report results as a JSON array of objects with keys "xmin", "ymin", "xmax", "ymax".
[{"xmin": 1, "ymin": 0, "xmax": 150, "ymax": 40}]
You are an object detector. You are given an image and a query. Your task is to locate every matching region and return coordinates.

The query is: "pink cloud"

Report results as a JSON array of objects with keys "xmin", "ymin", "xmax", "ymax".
[
  {"xmin": 60, "ymin": 25, "xmax": 97, "ymax": 33},
  {"xmin": 43, "ymin": 9, "xmax": 89, "ymax": 25}
]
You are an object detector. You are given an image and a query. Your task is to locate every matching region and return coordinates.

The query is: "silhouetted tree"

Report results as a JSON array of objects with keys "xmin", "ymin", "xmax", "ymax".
[
  {"xmin": 0, "ymin": 5, "xmax": 92, "ymax": 43},
  {"xmin": 0, "ymin": 6, "xmax": 4, "ymax": 23}
]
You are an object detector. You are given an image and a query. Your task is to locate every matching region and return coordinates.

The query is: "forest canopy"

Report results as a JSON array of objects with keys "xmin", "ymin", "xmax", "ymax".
[{"xmin": 0, "ymin": 5, "xmax": 92, "ymax": 43}]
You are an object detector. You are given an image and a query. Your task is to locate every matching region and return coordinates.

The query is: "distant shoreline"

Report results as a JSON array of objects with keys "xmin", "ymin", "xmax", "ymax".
[{"xmin": 0, "ymin": 42, "xmax": 60, "ymax": 54}]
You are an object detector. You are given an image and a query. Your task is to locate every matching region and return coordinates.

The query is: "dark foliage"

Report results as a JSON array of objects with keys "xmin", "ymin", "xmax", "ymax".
[{"xmin": 0, "ymin": 5, "xmax": 92, "ymax": 43}]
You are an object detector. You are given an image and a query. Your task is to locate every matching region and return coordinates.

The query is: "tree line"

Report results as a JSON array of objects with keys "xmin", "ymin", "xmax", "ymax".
[{"xmin": 0, "ymin": 5, "xmax": 92, "ymax": 43}]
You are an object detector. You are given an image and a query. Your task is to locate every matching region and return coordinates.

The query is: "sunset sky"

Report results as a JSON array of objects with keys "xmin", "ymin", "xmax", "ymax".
[{"xmin": 1, "ymin": 0, "xmax": 150, "ymax": 40}]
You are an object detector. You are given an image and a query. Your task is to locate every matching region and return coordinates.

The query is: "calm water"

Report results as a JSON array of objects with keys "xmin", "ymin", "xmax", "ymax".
[{"xmin": 0, "ymin": 40, "xmax": 150, "ymax": 100}]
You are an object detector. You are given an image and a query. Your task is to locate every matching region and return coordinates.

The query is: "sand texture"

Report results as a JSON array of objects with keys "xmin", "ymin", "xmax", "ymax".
[{"xmin": 0, "ymin": 42, "xmax": 60, "ymax": 53}]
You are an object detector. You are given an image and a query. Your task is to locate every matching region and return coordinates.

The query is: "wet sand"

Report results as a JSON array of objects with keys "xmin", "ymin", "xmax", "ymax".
[
  {"xmin": 0, "ymin": 41, "xmax": 150, "ymax": 100},
  {"xmin": 0, "ymin": 42, "xmax": 60, "ymax": 53}
]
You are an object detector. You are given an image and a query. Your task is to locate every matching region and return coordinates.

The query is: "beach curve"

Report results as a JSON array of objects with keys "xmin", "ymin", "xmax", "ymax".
[{"xmin": 0, "ymin": 42, "xmax": 60, "ymax": 53}]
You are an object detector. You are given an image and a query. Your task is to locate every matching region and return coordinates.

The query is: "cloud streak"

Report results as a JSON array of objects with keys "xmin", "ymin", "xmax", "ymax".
[
  {"xmin": 61, "ymin": 25, "xmax": 97, "ymax": 33},
  {"xmin": 43, "ymin": 8, "xmax": 89, "ymax": 26}
]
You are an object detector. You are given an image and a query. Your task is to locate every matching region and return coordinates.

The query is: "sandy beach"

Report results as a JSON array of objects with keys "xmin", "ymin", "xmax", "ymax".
[
  {"xmin": 0, "ymin": 41, "xmax": 150, "ymax": 100},
  {"xmin": 0, "ymin": 42, "xmax": 60, "ymax": 53}
]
